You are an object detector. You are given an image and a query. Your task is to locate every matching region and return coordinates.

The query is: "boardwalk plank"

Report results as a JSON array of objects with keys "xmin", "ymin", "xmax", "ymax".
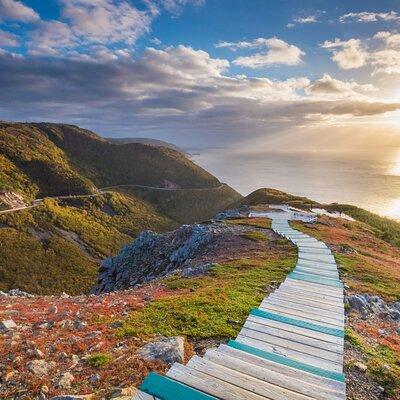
[{"xmin": 206, "ymin": 347, "xmax": 345, "ymax": 399}]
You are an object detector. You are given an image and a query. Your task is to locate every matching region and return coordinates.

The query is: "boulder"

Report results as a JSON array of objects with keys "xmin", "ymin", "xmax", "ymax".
[
  {"xmin": 138, "ymin": 336, "xmax": 185, "ymax": 365},
  {"xmin": 56, "ymin": 372, "xmax": 75, "ymax": 389},
  {"xmin": 27, "ymin": 359, "xmax": 56, "ymax": 377},
  {"xmin": 0, "ymin": 319, "xmax": 17, "ymax": 332}
]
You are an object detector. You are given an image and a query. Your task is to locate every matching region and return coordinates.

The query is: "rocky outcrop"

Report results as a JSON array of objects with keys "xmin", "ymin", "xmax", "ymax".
[
  {"xmin": 0, "ymin": 289, "xmax": 34, "ymax": 298},
  {"xmin": 214, "ymin": 207, "xmax": 249, "ymax": 220},
  {"xmin": 92, "ymin": 223, "xmax": 232, "ymax": 294},
  {"xmin": 0, "ymin": 190, "xmax": 26, "ymax": 209},
  {"xmin": 346, "ymin": 294, "xmax": 400, "ymax": 320}
]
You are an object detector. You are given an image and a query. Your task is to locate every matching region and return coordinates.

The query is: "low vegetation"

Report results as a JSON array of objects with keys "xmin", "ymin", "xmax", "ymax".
[
  {"xmin": 329, "ymin": 204, "xmax": 400, "ymax": 248},
  {"xmin": 87, "ymin": 353, "xmax": 112, "ymax": 368},
  {"xmin": 117, "ymin": 246, "xmax": 296, "ymax": 339},
  {"xmin": 240, "ymin": 231, "xmax": 268, "ymax": 242},
  {"xmin": 0, "ymin": 193, "xmax": 175, "ymax": 294},
  {"xmin": 346, "ymin": 328, "xmax": 400, "ymax": 397}
]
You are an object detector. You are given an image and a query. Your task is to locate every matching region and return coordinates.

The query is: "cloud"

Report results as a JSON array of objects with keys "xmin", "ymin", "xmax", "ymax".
[
  {"xmin": 28, "ymin": 20, "xmax": 77, "ymax": 56},
  {"xmin": 306, "ymin": 74, "xmax": 378, "ymax": 97},
  {"xmin": 60, "ymin": 0, "xmax": 152, "ymax": 46},
  {"xmin": 321, "ymin": 38, "xmax": 368, "ymax": 69},
  {"xmin": 2, "ymin": 0, "xmax": 204, "ymax": 57},
  {"xmin": 322, "ymin": 31, "xmax": 400, "ymax": 75},
  {"xmin": 0, "ymin": 29, "xmax": 18, "ymax": 46},
  {"xmin": 0, "ymin": 46, "xmax": 398, "ymax": 146},
  {"xmin": 340, "ymin": 11, "xmax": 400, "ymax": 23},
  {"xmin": 0, "ymin": 0, "xmax": 39, "ymax": 22},
  {"xmin": 216, "ymin": 37, "xmax": 304, "ymax": 68},
  {"xmin": 370, "ymin": 31, "xmax": 400, "ymax": 75}
]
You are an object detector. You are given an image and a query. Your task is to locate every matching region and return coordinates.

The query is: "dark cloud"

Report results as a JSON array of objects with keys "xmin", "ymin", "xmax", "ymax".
[{"xmin": 0, "ymin": 47, "xmax": 399, "ymax": 147}]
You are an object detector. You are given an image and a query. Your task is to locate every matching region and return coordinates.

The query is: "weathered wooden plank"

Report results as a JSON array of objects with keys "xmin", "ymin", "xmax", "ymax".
[
  {"xmin": 288, "ymin": 272, "xmax": 343, "ymax": 288},
  {"xmin": 244, "ymin": 319, "xmax": 343, "ymax": 354},
  {"xmin": 227, "ymin": 341, "xmax": 345, "ymax": 382},
  {"xmin": 205, "ymin": 348, "xmax": 345, "ymax": 400},
  {"xmin": 262, "ymin": 298, "xmax": 344, "ymax": 322},
  {"xmin": 187, "ymin": 356, "xmax": 315, "ymax": 400},
  {"xmin": 268, "ymin": 293, "xmax": 344, "ymax": 314},
  {"xmin": 239, "ymin": 326, "xmax": 343, "ymax": 363},
  {"xmin": 132, "ymin": 390, "xmax": 156, "ymax": 400},
  {"xmin": 167, "ymin": 363, "xmax": 265, "ymax": 400},
  {"xmin": 247, "ymin": 315, "xmax": 344, "ymax": 346},
  {"xmin": 259, "ymin": 304, "xmax": 344, "ymax": 329},
  {"xmin": 278, "ymin": 287, "xmax": 343, "ymax": 305},
  {"xmin": 294, "ymin": 266, "xmax": 339, "ymax": 278},
  {"xmin": 235, "ymin": 336, "xmax": 343, "ymax": 373},
  {"xmin": 277, "ymin": 283, "xmax": 344, "ymax": 300},
  {"xmin": 250, "ymin": 309, "xmax": 344, "ymax": 338},
  {"xmin": 281, "ymin": 280, "xmax": 344, "ymax": 296}
]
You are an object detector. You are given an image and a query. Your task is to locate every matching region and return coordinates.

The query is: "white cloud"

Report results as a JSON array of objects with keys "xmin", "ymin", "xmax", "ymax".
[
  {"xmin": 0, "ymin": 29, "xmax": 18, "ymax": 46},
  {"xmin": 306, "ymin": 74, "xmax": 378, "ymax": 97},
  {"xmin": 370, "ymin": 31, "xmax": 400, "ymax": 75},
  {"xmin": 321, "ymin": 38, "xmax": 368, "ymax": 69},
  {"xmin": 340, "ymin": 11, "xmax": 400, "ymax": 23},
  {"xmin": 295, "ymin": 15, "xmax": 317, "ymax": 24},
  {"xmin": 216, "ymin": 37, "xmax": 304, "ymax": 68},
  {"xmin": 28, "ymin": 20, "xmax": 77, "ymax": 56},
  {"xmin": 0, "ymin": 0, "xmax": 39, "ymax": 22},
  {"xmin": 60, "ymin": 0, "xmax": 152, "ymax": 46}
]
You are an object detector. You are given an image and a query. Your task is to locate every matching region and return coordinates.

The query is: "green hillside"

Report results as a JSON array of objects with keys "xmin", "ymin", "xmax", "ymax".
[
  {"xmin": 0, "ymin": 192, "xmax": 176, "ymax": 295},
  {"xmin": 231, "ymin": 188, "xmax": 319, "ymax": 209},
  {"xmin": 0, "ymin": 122, "xmax": 242, "ymax": 294}
]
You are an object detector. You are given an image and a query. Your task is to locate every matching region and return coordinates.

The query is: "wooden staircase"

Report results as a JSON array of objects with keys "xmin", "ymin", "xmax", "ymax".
[{"xmin": 134, "ymin": 211, "xmax": 346, "ymax": 400}]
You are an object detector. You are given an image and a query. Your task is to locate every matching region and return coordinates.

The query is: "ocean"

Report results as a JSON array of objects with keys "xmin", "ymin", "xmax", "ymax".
[{"xmin": 192, "ymin": 149, "xmax": 400, "ymax": 221}]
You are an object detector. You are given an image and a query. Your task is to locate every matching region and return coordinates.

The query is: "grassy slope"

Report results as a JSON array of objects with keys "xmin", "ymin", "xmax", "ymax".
[
  {"xmin": 0, "ymin": 193, "xmax": 176, "ymax": 295},
  {"xmin": 0, "ymin": 121, "xmax": 241, "ymax": 293},
  {"xmin": 118, "ymin": 184, "xmax": 241, "ymax": 224},
  {"xmin": 118, "ymin": 220, "xmax": 296, "ymax": 339}
]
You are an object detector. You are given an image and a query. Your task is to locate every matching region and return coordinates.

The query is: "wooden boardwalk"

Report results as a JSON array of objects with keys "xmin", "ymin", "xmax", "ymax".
[{"xmin": 134, "ymin": 210, "xmax": 346, "ymax": 400}]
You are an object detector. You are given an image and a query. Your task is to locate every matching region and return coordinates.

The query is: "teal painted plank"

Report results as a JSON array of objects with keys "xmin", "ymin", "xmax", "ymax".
[
  {"xmin": 228, "ymin": 340, "xmax": 345, "ymax": 383},
  {"xmin": 140, "ymin": 372, "xmax": 217, "ymax": 400},
  {"xmin": 250, "ymin": 308, "xmax": 344, "ymax": 337},
  {"xmin": 289, "ymin": 272, "xmax": 343, "ymax": 288}
]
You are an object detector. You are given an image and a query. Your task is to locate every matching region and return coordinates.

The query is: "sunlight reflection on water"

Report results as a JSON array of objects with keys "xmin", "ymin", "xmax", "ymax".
[{"xmin": 193, "ymin": 149, "xmax": 400, "ymax": 221}]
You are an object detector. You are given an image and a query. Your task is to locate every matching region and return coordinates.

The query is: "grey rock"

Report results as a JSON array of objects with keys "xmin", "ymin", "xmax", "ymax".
[
  {"xmin": 181, "ymin": 263, "xmax": 214, "ymax": 277},
  {"xmin": 73, "ymin": 320, "xmax": 87, "ymax": 330},
  {"xmin": 27, "ymin": 359, "xmax": 56, "ymax": 377},
  {"xmin": 89, "ymin": 373, "xmax": 100, "ymax": 383},
  {"xmin": 56, "ymin": 372, "xmax": 74, "ymax": 389},
  {"xmin": 214, "ymin": 207, "xmax": 248, "ymax": 220},
  {"xmin": 0, "ymin": 288, "xmax": 34, "ymax": 298},
  {"xmin": 391, "ymin": 309, "xmax": 400, "ymax": 321},
  {"xmin": 0, "ymin": 319, "xmax": 17, "ymax": 332},
  {"xmin": 138, "ymin": 336, "xmax": 184, "ymax": 365},
  {"xmin": 92, "ymin": 223, "xmax": 231, "ymax": 294}
]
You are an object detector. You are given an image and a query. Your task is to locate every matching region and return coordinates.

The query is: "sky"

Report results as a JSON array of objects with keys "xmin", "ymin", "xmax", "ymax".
[{"xmin": 0, "ymin": 0, "xmax": 400, "ymax": 150}]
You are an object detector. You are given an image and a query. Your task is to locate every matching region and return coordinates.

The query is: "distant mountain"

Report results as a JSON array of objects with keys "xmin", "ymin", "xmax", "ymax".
[
  {"xmin": 0, "ymin": 122, "xmax": 242, "ymax": 294},
  {"xmin": 108, "ymin": 137, "xmax": 188, "ymax": 155}
]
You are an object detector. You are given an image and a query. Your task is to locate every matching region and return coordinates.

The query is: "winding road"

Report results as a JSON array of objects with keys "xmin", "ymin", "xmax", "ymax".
[{"xmin": 0, "ymin": 183, "xmax": 227, "ymax": 215}]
